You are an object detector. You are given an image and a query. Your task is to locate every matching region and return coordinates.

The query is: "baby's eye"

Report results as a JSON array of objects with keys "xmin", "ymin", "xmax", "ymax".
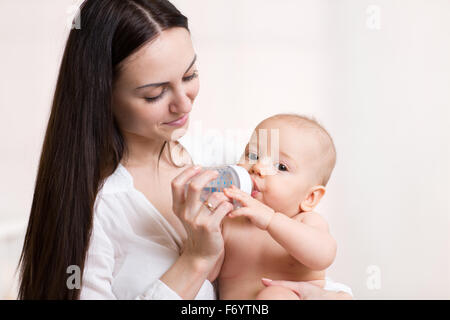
[
  {"xmin": 275, "ymin": 163, "xmax": 288, "ymax": 172},
  {"xmin": 247, "ymin": 152, "xmax": 259, "ymax": 161}
]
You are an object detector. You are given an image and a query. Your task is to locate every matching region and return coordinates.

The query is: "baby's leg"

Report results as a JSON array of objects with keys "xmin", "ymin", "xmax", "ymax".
[{"xmin": 255, "ymin": 285, "xmax": 300, "ymax": 300}]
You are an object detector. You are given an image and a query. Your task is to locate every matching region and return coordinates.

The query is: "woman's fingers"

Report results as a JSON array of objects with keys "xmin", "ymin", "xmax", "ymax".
[
  {"xmin": 171, "ymin": 165, "xmax": 202, "ymax": 211},
  {"xmin": 193, "ymin": 192, "xmax": 234, "ymax": 231},
  {"xmin": 261, "ymin": 279, "xmax": 303, "ymax": 298},
  {"xmin": 208, "ymin": 200, "xmax": 234, "ymax": 229},
  {"xmin": 261, "ymin": 279, "xmax": 338, "ymax": 300},
  {"xmin": 205, "ymin": 192, "xmax": 230, "ymax": 209},
  {"xmin": 185, "ymin": 170, "xmax": 219, "ymax": 215}
]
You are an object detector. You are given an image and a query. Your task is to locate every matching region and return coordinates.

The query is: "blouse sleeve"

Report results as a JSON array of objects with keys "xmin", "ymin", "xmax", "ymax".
[{"xmin": 80, "ymin": 202, "xmax": 182, "ymax": 300}]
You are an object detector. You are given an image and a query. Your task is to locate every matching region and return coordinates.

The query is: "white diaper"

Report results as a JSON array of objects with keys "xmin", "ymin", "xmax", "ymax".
[{"xmin": 323, "ymin": 277, "xmax": 354, "ymax": 297}]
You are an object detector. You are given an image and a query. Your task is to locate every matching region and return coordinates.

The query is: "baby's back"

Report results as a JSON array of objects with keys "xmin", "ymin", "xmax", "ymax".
[{"xmin": 218, "ymin": 215, "xmax": 326, "ymax": 300}]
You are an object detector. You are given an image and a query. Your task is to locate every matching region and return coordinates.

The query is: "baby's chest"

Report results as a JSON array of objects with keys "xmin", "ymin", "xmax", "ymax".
[{"xmin": 221, "ymin": 218, "xmax": 299, "ymax": 278}]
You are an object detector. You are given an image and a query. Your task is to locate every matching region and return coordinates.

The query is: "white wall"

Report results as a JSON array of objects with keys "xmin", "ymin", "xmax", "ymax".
[
  {"xmin": 1, "ymin": 0, "xmax": 449, "ymax": 299},
  {"xmin": 0, "ymin": 0, "xmax": 72, "ymax": 299}
]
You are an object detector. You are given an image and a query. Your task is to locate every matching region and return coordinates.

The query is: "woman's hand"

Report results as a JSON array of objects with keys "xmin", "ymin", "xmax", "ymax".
[
  {"xmin": 261, "ymin": 278, "xmax": 353, "ymax": 300},
  {"xmin": 171, "ymin": 166, "xmax": 234, "ymax": 269}
]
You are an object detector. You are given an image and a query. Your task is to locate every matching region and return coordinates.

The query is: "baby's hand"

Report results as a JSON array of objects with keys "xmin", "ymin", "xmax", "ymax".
[{"xmin": 223, "ymin": 185, "xmax": 275, "ymax": 230}]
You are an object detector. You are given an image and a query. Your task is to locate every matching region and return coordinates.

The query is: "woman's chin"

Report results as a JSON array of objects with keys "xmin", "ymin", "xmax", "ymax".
[
  {"xmin": 170, "ymin": 128, "xmax": 188, "ymax": 141},
  {"xmin": 162, "ymin": 121, "xmax": 189, "ymax": 141}
]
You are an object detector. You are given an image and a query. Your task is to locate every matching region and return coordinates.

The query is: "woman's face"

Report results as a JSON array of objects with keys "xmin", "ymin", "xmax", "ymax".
[{"xmin": 112, "ymin": 27, "xmax": 199, "ymax": 143}]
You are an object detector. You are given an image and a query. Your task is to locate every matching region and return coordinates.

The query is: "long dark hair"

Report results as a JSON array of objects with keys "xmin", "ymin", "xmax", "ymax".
[{"xmin": 17, "ymin": 0, "xmax": 189, "ymax": 300}]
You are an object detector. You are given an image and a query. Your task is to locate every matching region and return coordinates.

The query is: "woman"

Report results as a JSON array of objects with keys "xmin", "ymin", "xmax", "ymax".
[{"xmin": 18, "ymin": 0, "xmax": 352, "ymax": 299}]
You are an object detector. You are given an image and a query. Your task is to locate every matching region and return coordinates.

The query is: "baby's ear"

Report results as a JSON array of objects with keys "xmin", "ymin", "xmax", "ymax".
[{"xmin": 299, "ymin": 186, "xmax": 326, "ymax": 212}]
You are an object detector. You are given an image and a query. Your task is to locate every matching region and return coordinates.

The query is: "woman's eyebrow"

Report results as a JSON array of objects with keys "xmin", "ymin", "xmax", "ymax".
[
  {"xmin": 135, "ymin": 54, "xmax": 197, "ymax": 90},
  {"xmin": 184, "ymin": 54, "xmax": 197, "ymax": 74}
]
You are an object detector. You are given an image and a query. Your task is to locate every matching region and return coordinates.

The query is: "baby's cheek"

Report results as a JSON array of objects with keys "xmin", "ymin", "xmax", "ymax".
[
  {"xmin": 262, "ymin": 187, "xmax": 286, "ymax": 212},
  {"xmin": 268, "ymin": 182, "xmax": 303, "ymax": 213}
]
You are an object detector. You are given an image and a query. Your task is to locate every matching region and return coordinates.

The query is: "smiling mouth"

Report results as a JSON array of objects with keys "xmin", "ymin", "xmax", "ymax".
[{"xmin": 163, "ymin": 114, "xmax": 189, "ymax": 126}]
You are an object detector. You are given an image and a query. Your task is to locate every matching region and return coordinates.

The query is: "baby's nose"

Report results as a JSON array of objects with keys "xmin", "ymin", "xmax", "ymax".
[{"xmin": 250, "ymin": 159, "xmax": 274, "ymax": 177}]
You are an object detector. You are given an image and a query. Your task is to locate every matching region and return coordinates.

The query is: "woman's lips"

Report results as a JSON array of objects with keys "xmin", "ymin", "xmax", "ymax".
[{"xmin": 163, "ymin": 114, "xmax": 189, "ymax": 127}]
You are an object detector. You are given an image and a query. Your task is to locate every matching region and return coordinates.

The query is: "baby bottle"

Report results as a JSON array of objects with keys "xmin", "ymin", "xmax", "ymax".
[{"xmin": 186, "ymin": 165, "xmax": 253, "ymax": 208}]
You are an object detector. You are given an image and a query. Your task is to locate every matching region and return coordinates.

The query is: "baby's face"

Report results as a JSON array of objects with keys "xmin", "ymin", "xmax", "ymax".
[{"xmin": 239, "ymin": 118, "xmax": 324, "ymax": 216}]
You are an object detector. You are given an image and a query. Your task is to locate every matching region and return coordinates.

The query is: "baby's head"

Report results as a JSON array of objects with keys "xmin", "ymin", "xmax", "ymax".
[{"xmin": 239, "ymin": 114, "xmax": 336, "ymax": 216}]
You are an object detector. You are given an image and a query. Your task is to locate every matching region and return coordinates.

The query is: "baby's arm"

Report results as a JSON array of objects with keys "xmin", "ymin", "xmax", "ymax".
[
  {"xmin": 223, "ymin": 186, "xmax": 336, "ymax": 271},
  {"xmin": 267, "ymin": 212, "xmax": 336, "ymax": 270}
]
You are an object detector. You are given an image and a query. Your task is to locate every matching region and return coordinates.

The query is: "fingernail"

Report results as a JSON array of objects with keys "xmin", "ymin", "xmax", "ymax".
[
  {"xmin": 193, "ymin": 165, "xmax": 201, "ymax": 170},
  {"xmin": 262, "ymin": 278, "xmax": 272, "ymax": 282}
]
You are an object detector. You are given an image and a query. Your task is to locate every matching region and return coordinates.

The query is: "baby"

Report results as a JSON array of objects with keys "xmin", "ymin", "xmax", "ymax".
[{"xmin": 215, "ymin": 113, "xmax": 338, "ymax": 300}]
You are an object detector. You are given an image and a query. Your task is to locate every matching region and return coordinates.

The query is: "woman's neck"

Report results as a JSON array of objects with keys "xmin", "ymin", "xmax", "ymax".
[
  {"xmin": 121, "ymin": 132, "xmax": 168, "ymax": 168},
  {"xmin": 120, "ymin": 132, "xmax": 192, "ymax": 169}
]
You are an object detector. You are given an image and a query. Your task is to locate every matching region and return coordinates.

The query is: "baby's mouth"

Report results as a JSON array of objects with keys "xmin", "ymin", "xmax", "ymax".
[{"xmin": 250, "ymin": 176, "xmax": 261, "ymax": 197}]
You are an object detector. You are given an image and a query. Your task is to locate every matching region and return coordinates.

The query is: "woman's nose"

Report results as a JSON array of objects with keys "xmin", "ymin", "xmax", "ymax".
[{"xmin": 169, "ymin": 87, "xmax": 192, "ymax": 114}]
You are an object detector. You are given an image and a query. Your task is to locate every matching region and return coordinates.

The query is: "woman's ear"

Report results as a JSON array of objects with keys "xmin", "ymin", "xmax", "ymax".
[{"xmin": 299, "ymin": 186, "xmax": 326, "ymax": 212}]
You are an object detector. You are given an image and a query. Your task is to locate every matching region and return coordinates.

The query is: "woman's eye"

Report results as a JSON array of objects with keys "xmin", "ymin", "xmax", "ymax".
[
  {"xmin": 183, "ymin": 70, "xmax": 198, "ymax": 82},
  {"xmin": 144, "ymin": 72, "xmax": 197, "ymax": 103},
  {"xmin": 144, "ymin": 88, "xmax": 167, "ymax": 103},
  {"xmin": 144, "ymin": 95, "xmax": 162, "ymax": 103},
  {"xmin": 275, "ymin": 163, "xmax": 288, "ymax": 172}
]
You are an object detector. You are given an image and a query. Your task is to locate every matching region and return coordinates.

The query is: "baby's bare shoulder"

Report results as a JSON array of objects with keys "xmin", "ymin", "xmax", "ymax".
[{"xmin": 293, "ymin": 211, "xmax": 330, "ymax": 233}]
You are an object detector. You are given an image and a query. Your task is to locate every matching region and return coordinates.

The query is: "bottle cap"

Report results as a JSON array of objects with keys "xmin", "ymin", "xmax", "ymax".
[{"xmin": 229, "ymin": 165, "xmax": 253, "ymax": 195}]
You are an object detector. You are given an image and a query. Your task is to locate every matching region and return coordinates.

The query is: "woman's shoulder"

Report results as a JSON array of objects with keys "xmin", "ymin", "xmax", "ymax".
[
  {"xmin": 93, "ymin": 164, "xmax": 135, "ymax": 218},
  {"xmin": 99, "ymin": 163, "xmax": 134, "ymax": 196}
]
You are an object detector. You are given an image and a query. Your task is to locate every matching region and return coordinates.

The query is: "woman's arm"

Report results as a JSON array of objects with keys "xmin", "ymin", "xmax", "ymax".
[
  {"xmin": 166, "ymin": 166, "xmax": 234, "ymax": 298},
  {"xmin": 81, "ymin": 214, "xmax": 186, "ymax": 300},
  {"xmin": 82, "ymin": 166, "xmax": 233, "ymax": 300},
  {"xmin": 80, "ymin": 224, "xmax": 211, "ymax": 300},
  {"xmin": 159, "ymin": 253, "xmax": 216, "ymax": 299},
  {"xmin": 140, "ymin": 167, "xmax": 233, "ymax": 299}
]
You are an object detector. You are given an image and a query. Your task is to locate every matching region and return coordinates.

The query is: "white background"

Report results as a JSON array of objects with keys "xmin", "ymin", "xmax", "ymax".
[{"xmin": 0, "ymin": 0, "xmax": 449, "ymax": 299}]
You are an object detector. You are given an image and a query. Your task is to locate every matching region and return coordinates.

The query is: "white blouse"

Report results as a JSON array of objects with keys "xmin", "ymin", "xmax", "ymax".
[
  {"xmin": 80, "ymin": 162, "xmax": 216, "ymax": 300},
  {"xmin": 80, "ymin": 133, "xmax": 235, "ymax": 300}
]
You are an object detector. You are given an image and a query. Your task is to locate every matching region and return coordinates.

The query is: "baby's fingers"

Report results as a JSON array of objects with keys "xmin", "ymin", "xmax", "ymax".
[{"xmin": 224, "ymin": 187, "xmax": 251, "ymax": 206}]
